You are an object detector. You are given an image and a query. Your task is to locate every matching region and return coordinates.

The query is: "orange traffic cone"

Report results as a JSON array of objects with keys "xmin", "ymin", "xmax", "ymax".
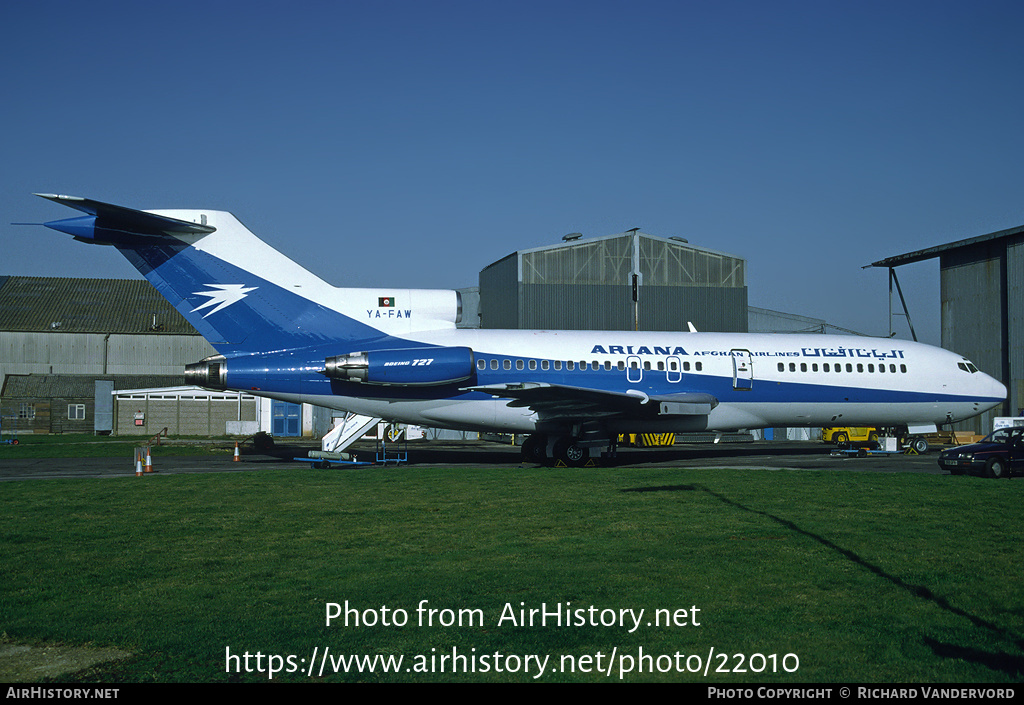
[
  {"xmin": 233, "ymin": 442, "xmax": 241, "ymax": 462},
  {"xmin": 145, "ymin": 446, "xmax": 153, "ymax": 473},
  {"xmin": 135, "ymin": 449, "xmax": 143, "ymax": 477}
]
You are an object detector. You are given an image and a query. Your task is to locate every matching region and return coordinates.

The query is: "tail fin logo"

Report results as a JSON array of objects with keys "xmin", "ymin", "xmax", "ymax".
[{"xmin": 191, "ymin": 284, "xmax": 258, "ymax": 318}]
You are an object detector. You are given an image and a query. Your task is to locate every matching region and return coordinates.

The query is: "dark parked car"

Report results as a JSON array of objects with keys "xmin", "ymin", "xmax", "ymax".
[{"xmin": 938, "ymin": 427, "xmax": 1024, "ymax": 478}]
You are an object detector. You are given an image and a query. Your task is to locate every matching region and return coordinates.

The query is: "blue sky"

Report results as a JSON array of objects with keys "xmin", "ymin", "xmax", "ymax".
[{"xmin": 4, "ymin": 0, "xmax": 1023, "ymax": 346}]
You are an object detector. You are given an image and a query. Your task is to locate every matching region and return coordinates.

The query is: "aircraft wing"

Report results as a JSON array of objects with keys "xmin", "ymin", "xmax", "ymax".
[{"xmin": 465, "ymin": 382, "xmax": 718, "ymax": 421}]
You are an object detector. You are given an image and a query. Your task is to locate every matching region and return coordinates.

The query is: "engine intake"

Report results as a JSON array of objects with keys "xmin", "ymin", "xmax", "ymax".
[{"xmin": 325, "ymin": 346, "xmax": 474, "ymax": 386}]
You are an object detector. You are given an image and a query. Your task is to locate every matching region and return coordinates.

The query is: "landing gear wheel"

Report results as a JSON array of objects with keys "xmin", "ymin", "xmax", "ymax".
[
  {"xmin": 521, "ymin": 434, "xmax": 548, "ymax": 464},
  {"xmin": 910, "ymin": 437, "xmax": 929, "ymax": 454},
  {"xmin": 552, "ymin": 437, "xmax": 589, "ymax": 467}
]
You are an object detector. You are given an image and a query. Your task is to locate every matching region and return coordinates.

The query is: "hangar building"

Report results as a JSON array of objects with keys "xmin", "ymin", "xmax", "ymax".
[
  {"xmin": 0, "ymin": 276, "xmax": 301, "ymax": 437},
  {"xmin": 871, "ymin": 223, "xmax": 1024, "ymax": 434},
  {"xmin": 479, "ymin": 230, "xmax": 747, "ymax": 332}
]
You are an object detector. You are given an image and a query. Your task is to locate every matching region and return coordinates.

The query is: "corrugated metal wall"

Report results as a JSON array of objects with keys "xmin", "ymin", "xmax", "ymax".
[
  {"xmin": 940, "ymin": 238, "xmax": 1014, "ymax": 433},
  {"xmin": 1007, "ymin": 238, "xmax": 1024, "ymax": 419},
  {"xmin": 479, "ymin": 254, "xmax": 519, "ymax": 328},
  {"xmin": 0, "ymin": 332, "xmax": 214, "ymax": 384},
  {"xmin": 480, "ymin": 233, "xmax": 747, "ymax": 332}
]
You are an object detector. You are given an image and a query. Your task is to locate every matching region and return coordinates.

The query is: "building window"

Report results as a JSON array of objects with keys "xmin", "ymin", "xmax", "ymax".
[
  {"xmin": 18, "ymin": 403, "xmax": 35, "ymax": 420},
  {"xmin": 68, "ymin": 404, "xmax": 86, "ymax": 421}
]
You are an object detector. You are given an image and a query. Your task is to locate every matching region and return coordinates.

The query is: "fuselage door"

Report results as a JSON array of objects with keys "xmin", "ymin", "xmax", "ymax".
[
  {"xmin": 626, "ymin": 355, "xmax": 642, "ymax": 384},
  {"xmin": 666, "ymin": 355, "xmax": 682, "ymax": 383},
  {"xmin": 732, "ymin": 349, "xmax": 753, "ymax": 391}
]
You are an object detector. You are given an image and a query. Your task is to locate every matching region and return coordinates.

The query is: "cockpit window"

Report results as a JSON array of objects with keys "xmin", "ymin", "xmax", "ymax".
[{"xmin": 958, "ymin": 361, "xmax": 979, "ymax": 374}]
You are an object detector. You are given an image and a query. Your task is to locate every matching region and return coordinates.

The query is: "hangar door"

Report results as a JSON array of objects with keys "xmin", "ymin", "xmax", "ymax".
[{"xmin": 272, "ymin": 401, "xmax": 301, "ymax": 436}]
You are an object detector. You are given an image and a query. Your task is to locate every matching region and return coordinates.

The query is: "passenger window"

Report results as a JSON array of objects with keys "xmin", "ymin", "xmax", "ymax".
[
  {"xmin": 823, "ymin": 363, "xmax": 830, "ymax": 373},
  {"xmin": 528, "ymin": 360, "xmax": 537, "ymax": 370},
  {"xmin": 477, "ymin": 359, "xmax": 486, "ymax": 370},
  {"xmin": 541, "ymin": 360, "xmax": 549, "ymax": 371},
  {"xmin": 567, "ymin": 361, "xmax": 575, "ymax": 371},
  {"xmin": 800, "ymin": 363, "xmax": 807, "ymax": 372},
  {"xmin": 554, "ymin": 360, "xmax": 562, "ymax": 371},
  {"xmin": 491, "ymin": 359, "xmax": 498, "ymax": 370},
  {"xmin": 695, "ymin": 362, "xmax": 703, "ymax": 372},
  {"xmin": 503, "ymin": 360, "xmax": 511, "ymax": 370},
  {"xmin": 516, "ymin": 360, "xmax": 524, "ymax": 370}
]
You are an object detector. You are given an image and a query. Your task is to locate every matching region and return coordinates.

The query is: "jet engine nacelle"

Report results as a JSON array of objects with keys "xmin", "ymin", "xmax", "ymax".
[
  {"xmin": 324, "ymin": 346, "xmax": 475, "ymax": 386},
  {"xmin": 185, "ymin": 354, "xmax": 227, "ymax": 389}
]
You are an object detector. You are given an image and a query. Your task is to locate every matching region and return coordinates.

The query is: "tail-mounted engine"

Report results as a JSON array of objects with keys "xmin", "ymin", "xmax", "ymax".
[
  {"xmin": 184, "ymin": 354, "xmax": 228, "ymax": 389},
  {"xmin": 324, "ymin": 346, "xmax": 475, "ymax": 386}
]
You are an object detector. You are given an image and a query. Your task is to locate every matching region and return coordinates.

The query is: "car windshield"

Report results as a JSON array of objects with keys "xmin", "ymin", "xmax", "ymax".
[{"xmin": 984, "ymin": 428, "xmax": 1022, "ymax": 444}]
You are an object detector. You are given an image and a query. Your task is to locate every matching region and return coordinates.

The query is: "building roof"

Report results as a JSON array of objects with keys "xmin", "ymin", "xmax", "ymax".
[
  {"xmin": 1, "ymin": 374, "xmax": 186, "ymax": 398},
  {"xmin": 0, "ymin": 276, "xmax": 200, "ymax": 334},
  {"xmin": 481, "ymin": 230, "xmax": 746, "ymax": 288},
  {"xmin": 868, "ymin": 223, "xmax": 1024, "ymax": 269}
]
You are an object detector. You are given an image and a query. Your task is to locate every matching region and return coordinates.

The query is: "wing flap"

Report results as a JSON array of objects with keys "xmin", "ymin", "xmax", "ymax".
[{"xmin": 466, "ymin": 382, "xmax": 718, "ymax": 420}]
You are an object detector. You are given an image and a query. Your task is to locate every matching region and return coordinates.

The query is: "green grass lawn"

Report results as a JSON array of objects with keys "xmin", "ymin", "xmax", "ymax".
[{"xmin": 1, "ymin": 465, "xmax": 1022, "ymax": 682}]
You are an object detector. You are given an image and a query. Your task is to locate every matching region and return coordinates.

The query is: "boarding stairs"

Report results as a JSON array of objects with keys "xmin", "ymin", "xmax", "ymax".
[{"xmin": 304, "ymin": 413, "xmax": 381, "ymax": 467}]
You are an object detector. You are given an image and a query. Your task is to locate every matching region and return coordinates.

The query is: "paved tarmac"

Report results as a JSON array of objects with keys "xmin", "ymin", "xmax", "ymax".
[{"xmin": 0, "ymin": 439, "xmax": 949, "ymax": 481}]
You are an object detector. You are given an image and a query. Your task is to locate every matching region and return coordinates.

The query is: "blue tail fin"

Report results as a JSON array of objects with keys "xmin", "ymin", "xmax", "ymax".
[{"xmin": 38, "ymin": 195, "xmax": 459, "ymax": 354}]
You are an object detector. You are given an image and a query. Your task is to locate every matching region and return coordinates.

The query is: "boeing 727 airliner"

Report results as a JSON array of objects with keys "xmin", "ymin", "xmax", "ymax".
[{"xmin": 36, "ymin": 194, "xmax": 1006, "ymax": 465}]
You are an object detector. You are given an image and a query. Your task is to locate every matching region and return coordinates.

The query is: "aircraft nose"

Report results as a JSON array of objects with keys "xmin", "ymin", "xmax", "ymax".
[{"xmin": 983, "ymin": 372, "xmax": 1007, "ymax": 409}]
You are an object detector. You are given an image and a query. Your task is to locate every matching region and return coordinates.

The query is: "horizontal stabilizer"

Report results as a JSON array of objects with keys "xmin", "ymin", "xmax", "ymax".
[{"xmin": 36, "ymin": 193, "xmax": 216, "ymax": 240}]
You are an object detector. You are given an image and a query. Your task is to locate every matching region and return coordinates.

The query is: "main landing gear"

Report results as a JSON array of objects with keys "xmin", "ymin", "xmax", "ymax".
[{"xmin": 521, "ymin": 433, "xmax": 594, "ymax": 467}]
